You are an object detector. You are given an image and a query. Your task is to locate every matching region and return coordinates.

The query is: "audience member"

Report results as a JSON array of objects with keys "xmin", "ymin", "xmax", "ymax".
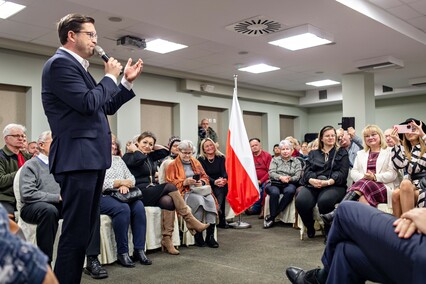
[
  {"xmin": 20, "ymin": 133, "xmax": 28, "ymax": 154},
  {"xmin": 198, "ymin": 138, "xmax": 229, "ymax": 229},
  {"xmin": 296, "ymin": 126, "xmax": 349, "ymax": 238},
  {"xmin": 123, "ymin": 132, "xmax": 208, "ymax": 255},
  {"xmin": 383, "ymin": 128, "xmax": 395, "ymax": 147},
  {"xmin": 336, "ymin": 127, "xmax": 362, "ymax": 168},
  {"xmin": 245, "ymin": 138, "xmax": 272, "ymax": 217},
  {"xmin": 300, "ymin": 141, "xmax": 309, "ymax": 159},
  {"xmin": 309, "ymin": 138, "xmax": 319, "ymax": 151},
  {"xmin": 285, "ymin": 136, "xmax": 301, "ymax": 157},
  {"xmin": 166, "ymin": 140, "xmax": 218, "ymax": 248},
  {"xmin": 197, "ymin": 118, "xmax": 218, "ymax": 154},
  {"xmin": 158, "ymin": 136, "xmax": 181, "ymax": 184},
  {"xmin": 27, "ymin": 141, "xmax": 39, "ymax": 156},
  {"xmin": 112, "ymin": 134, "xmax": 122, "ymax": 157},
  {"xmin": 101, "ymin": 136, "xmax": 151, "ymax": 267},
  {"xmin": 264, "ymin": 139, "xmax": 302, "ymax": 228},
  {"xmin": 0, "ymin": 204, "xmax": 58, "ymax": 284},
  {"xmin": 272, "ymin": 144, "xmax": 281, "ymax": 158},
  {"xmin": 286, "ymin": 201, "xmax": 426, "ymax": 284},
  {"xmin": 0, "ymin": 123, "xmax": 32, "ymax": 215},
  {"xmin": 321, "ymin": 125, "xmax": 397, "ymax": 224},
  {"xmin": 19, "ymin": 131, "xmax": 107, "ymax": 278},
  {"xmin": 390, "ymin": 118, "xmax": 426, "ymax": 217}
]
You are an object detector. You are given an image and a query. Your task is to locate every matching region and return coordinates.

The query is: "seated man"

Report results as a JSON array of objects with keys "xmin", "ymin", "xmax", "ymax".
[
  {"xmin": 337, "ymin": 127, "xmax": 362, "ymax": 169},
  {"xmin": 0, "ymin": 123, "xmax": 32, "ymax": 216},
  {"xmin": 19, "ymin": 131, "xmax": 107, "ymax": 279},
  {"xmin": 246, "ymin": 138, "xmax": 272, "ymax": 217},
  {"xmin": 286, "ymin": 201, "xmax": 426, "ymax": 284},
  {"xmin": 0, "ymin": 204, "xmax": 58, "ymax": 284}
]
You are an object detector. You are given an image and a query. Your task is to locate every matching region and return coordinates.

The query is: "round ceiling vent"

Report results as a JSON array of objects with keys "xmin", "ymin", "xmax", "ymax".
[{"xmin": 226, "ymin": 16, "xmax": 283, "ymax": 37}]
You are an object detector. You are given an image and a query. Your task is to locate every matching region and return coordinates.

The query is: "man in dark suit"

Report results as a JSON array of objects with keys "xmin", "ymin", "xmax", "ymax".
[{"xmin": 41, "ymin": 13, "xmax": 143, "ymax": 284}]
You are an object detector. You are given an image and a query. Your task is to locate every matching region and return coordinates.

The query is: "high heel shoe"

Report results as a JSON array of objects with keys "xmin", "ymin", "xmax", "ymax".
[
  {"xmin": 161, "ymin": 237, "xmax": 180, "ymax": 255},
  {"xmin": 117, "ymin": 253, "xmax": 135, "ymax": 268},
  {"xmin": 132, "ymin": 249, "xmax": 152, "ymax": 265}
]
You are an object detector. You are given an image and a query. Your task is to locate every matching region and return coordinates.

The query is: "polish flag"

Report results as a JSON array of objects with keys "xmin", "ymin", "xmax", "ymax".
[{"xmin": 225, "ymin": 87, "xmax": 260, "ymax": 216}]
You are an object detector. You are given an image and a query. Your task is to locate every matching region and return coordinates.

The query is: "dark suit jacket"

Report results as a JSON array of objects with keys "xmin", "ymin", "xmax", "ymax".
[{"xmin": 42, "ymin": 48, "xmax": 135, "ymax": 174}]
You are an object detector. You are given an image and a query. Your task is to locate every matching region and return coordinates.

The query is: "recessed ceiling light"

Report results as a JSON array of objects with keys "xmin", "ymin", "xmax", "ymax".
[
  {"xmin": 108, "ymin": 16, "xmax": 122, "ymax": 22},
  {"xmin": 145, "ymin": 39, "xmax": 187, "ymax": 54},
  {"xmin": 0, "ymin": 1, "xmax": 26, "ymax": 19},
  {"xmin": 238, "ymin": 63, "xmax": 280, "ymax": 74},
  {"xmin": 306, "ymin": 79, "xmax": 340, "ymax": 87},
  {"xmin": 269, "ymin": 24, "xmax": 333, "ymax": 51}
]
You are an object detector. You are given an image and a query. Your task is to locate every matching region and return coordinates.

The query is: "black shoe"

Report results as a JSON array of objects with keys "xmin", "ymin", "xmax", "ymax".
[
  {"xmin": 245, "ymin": 207, "xmax": 260, "ymax": 215},
  {"xmin": 194, "ymin": 232, "xmax": 206, "ymax": 247},
  {"xmin": 117, "ymin": 253, "xmax": 135, "ymax": 267},
  {"xmin": 217, "ymin": 222, "xmax": 230, "ymax": 229},
  {"xmin": 320, "ymin": 211, "xmax": 335, "ymax": 225},
  {"xmin": 206, "ymin": 235, "xmax": 219, "ymax": 248},
  {"xmin": 84, "ymin": 256, "xmax": 108, "ymax": 279},
  {"xmin": 132, "ymin": 249, "xmax": 152, "ymax": 265},
  {"xmin": 307, "ymin": 225, "xmax": 315, "ymax": 238},
  {"xmin": 263, "ymin": 215, "xmax": 275, "ymax": 229},
  {"xmin": 285, "ymin": 266, "xmax": 322, "ymax": 284}
]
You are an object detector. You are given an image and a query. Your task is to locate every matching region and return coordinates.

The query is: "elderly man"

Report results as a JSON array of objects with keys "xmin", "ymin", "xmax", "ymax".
[
  {"xmin": 245, "ymin": 138, "xmax": 272, "ymax": 217},
  {"xmin": 336, "ymin": 127, "xmax": 362, "ymax": 168},
  {"xmin": 0, "ymin": 124, "xmax": 32, "ymax": 216},
  {"xmin": 383, "ymin": 128, "xmax": 396, "ymax": 147},
  {"xmin": 19, "ymin": 131, "xmax": 107, "ymax": 277},
  {"xmin": 27, "ymin": 141, "xmax": 39, "ymax": 156}
]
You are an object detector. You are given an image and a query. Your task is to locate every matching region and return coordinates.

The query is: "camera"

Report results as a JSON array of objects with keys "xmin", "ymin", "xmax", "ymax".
[{"xmin": 193, "ymin": 174, "xmax": 200, "ymax": 181}]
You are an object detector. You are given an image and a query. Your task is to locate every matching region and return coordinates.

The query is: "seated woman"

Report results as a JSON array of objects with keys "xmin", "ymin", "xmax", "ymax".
[
  {"xmin": 264, "ymin": 139, "xmax": 302, "ymax": 228},
  {"xmin": 101, "ymin": 135, "xmax": 151, "ymax": 267},
  {"xmin": 295, "ymin": 126, "xmax": 349, "ymax": 238},
  {"xmin": 198, "ymin": 138, "xmax": 229, "ymax": 229},
  {"xmin": 390, "ymin": 118, "xmax": 426, "ymax": 217},
  {"xmin": 158, "ymin": 136, "xmax": 181, "ymax": 184},
  {"xmin": 321, "ymin": 125, "xmax": 398, "ymax": 224},
  {"xmin": 123, "ymin": 132, "xmax": 208, "ymax": 255},
  {"xmin": 166, "ymin": 140, "xmax": 219, "ymax": 248}
]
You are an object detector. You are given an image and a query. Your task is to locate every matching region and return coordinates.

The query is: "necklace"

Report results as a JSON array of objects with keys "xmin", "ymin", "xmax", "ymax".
[{"xmin": 207, "ymin": 156, "xmax": 215, "ymax": 163}]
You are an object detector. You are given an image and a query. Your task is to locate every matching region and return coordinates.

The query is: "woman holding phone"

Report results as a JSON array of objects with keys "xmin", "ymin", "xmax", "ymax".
[{"xmin": 390, "ymin": 118, "xmax": 426, "ymax": 217}]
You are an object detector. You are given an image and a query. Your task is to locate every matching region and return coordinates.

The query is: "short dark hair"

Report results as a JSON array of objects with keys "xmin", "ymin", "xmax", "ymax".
[
  {"xmin": 249, "ymin": 138, "xmax": 261, "ymax": 143},
  {"xmin": 57, "ymin": 13, "xmax": 95, "ymax": 45},
  {"xmin": 273, "ymin": 144, "xmax": 279, "ymax": 148},
  {"xmin": 138, "ymin": 131, "xmax": 157, "ymax": 144}
]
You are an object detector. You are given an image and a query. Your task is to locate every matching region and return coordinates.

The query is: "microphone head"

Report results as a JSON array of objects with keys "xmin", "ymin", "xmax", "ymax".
[{"xmin": 94, "ymin": 45, "xmax": 105, "ymax": 56}]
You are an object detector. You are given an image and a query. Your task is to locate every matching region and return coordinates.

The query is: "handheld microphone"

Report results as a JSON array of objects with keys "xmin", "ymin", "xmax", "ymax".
[{"xmin": 94, "ymin": 45, "xmax": 123, "ymax": 75}]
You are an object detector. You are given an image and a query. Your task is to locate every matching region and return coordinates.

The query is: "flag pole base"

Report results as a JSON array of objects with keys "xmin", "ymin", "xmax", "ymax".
[{"xmin": 228, "ymin": 214, "xmax": 251, "ymax": 229}]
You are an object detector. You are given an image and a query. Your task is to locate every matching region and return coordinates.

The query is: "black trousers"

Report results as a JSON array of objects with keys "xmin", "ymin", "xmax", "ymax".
[
  {"xmin": 53, "ymin": 170, "xmax": 105, "ymax": 284},
  {"xmin": 212, "ymin": 184, "xmax": 228, "ymax": 225}
]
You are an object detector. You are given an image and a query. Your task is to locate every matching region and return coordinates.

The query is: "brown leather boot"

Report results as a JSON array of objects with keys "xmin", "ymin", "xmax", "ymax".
[
  {"xmin": 168, "ymin": 191, "xmax": 209, "ymax": 235},
  {"xmin": 161, "ymin": 210, "xmax": 179, "ymax": 255}
]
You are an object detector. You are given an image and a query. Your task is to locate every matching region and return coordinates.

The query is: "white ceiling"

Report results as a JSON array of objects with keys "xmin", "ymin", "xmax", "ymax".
[{"xmin": 1, "ymin": 0, "xmax": 426, "ymax": 99}]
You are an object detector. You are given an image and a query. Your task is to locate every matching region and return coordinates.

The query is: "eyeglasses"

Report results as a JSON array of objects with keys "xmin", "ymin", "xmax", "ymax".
[
  {"xmin": 7, "ymin": 134, "xmax": 25, "ymax": 139},
  {"xmin": 77, "ymin": 31, "xmax": 98, "ymax": 40},
  {"xmin": 180, "ymin": 151, "xmax": 193, "ymax": 156}
]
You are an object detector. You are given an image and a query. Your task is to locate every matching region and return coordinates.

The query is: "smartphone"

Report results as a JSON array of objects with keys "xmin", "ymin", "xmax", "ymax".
[
  {"xmin": 193, "ymin": 174, "xmax": 200, "ymax": 181},
  {"xmin": 394, "ymin": 124, "xmax": 414, "ymax": 134}
]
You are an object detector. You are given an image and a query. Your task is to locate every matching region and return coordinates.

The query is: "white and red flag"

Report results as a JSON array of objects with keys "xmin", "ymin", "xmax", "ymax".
[{"xmin": 225, "ymin": 77, "xmax": 260, "ymax": 215}]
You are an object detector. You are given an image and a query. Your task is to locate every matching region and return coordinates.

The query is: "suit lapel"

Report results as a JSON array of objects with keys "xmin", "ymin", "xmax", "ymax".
[{"xmin": 56, "ymin": 49, "xmax": 97, "ymax": 87}]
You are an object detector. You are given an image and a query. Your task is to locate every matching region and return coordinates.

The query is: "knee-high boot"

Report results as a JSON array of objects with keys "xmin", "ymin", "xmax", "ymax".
[
  {"xmin": 321, "ymin": 191, "xmax": 360, "ymax": 225},
  {"xmin": 161, "ymin": 210, "xmax": 179, "ymax": 255},
  {"xmin": 205, "ymin": 224, "xmax": 219, "ymax": 248},
  {"xmin": 168, "ymin": 191, "xmax": 209, "ymax": 235}
]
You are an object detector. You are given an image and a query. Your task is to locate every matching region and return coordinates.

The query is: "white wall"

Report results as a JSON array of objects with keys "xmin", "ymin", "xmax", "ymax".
[{"xmin": 0, "ymin": 48, "xmax": 307, "ymax": 152}]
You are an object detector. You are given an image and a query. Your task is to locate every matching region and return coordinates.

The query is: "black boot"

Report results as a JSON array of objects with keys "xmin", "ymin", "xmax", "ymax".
[
  {"xmin": 132, "ymin": 249, "xmax": 152, "ymax": 265},
  {"xmin": 205, "ymin": 224, "xmax": 219, "ymax": 248},
  {"xmin": 84, "ymin": 256, "xmax": 108, "ymax": 279},
  {"xmin": 321, "ymin": 191, "xmax": 360, "ymax": 225},
  {"xmin": 117, "ymin": 253, "xmax": 135, "ymax": 267},
  {"xmin": 194, "ymin": 232, "xmax": 205, "ymax": 247}
]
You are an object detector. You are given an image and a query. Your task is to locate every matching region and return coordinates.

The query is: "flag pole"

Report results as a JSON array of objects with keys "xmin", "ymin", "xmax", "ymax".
[{"xmin": 228, "ymin": 74, "xmax": 252, "ymax": 229}]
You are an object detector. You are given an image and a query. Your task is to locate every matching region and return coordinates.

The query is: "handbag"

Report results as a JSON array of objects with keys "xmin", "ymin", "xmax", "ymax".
[
  {"xmin": 104, "ymin": 187, "xmax": 143, "ymax": 203},
  {"xmin": 270, "ymin": 180, "xmax": 286, "ymax": 187},
  {"xmin": 190, "ymin": 185, "xmax": 212, "ymax": 196}
]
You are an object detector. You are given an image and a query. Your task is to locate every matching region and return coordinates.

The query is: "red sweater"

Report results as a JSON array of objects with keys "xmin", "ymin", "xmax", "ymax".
[{"xmin": 253, "ymin": 150, "xmax": 272, "ymax": 185}]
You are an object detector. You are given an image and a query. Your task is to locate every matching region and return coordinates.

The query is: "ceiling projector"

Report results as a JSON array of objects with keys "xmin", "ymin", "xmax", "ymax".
[{"xmin": 116, "ymin": 35, "xmax": 146, "ymax": 49}]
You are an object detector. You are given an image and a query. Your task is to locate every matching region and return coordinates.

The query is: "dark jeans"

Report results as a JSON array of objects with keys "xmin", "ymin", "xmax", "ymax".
[
  {"xmin": 100, "ymin": 195, "xmax": 146, "ymax": 254},
  {"xmin": 53, "ymin": 170, "xmax": 105, "ymax": 284},
  {"xmin": 212, "ymin": 184, "xmax": 228, "ymax": 225},
  {"xmin": 21, "ymin": 202, "xmax": 62, "ymax": 263},
  {"xmin": 265, "ymin": 183, "xmax": 296, "ymax": 219},
  {"xmin": 323, "ymin": 202, "xmax": 426, "ymax": 284},
  {"xmin": 0, "ymin": 201, "xmax": 15, "ymax": 215},
  {"xmin": 250, "ymin": 183, "xmax": 266, "ymax": 213},
  {"xmin": 295, "ymin": 185, "xmax": 346, "ymax": 229}
]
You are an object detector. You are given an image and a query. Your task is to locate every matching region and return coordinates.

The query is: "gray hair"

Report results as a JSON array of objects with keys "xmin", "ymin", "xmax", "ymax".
[
  {"xmin": 178, "ymin": 140, "xmax": 195, "ymax": 153},
  {"xmin": 279, "ymin": 139, "xmax": 293, "ymax": 149},
  {"xmin": 3, "ymin": 123, "xmax": 26, "ymax": 138},
  {"xmin": 37, "ymin": 131, "xmax": 52, "ymax": 143}
]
